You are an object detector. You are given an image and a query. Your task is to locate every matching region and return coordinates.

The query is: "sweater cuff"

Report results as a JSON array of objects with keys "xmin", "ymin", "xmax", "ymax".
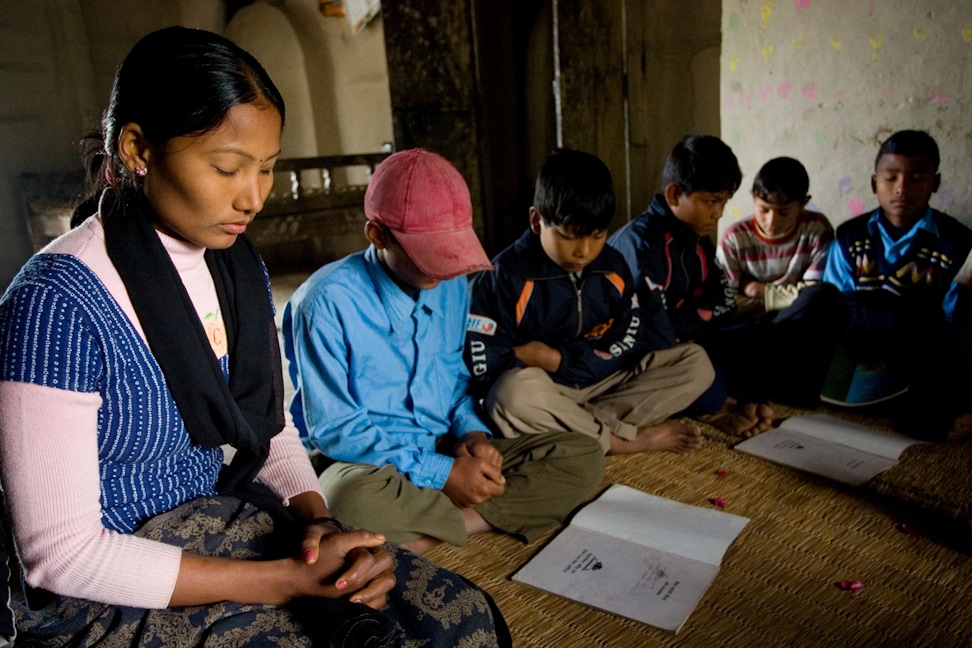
[
  {"xmin": 258, "ymin": 420, "xmax": 324, "ymax": 505},
  {"xmin": 763, "ymin": 283, "xmax": 799, "ymax": 312}
]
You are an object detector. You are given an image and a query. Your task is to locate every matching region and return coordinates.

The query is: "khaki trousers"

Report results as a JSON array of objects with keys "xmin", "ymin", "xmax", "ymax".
[
  {"xmin": 485, "ymin": 343, "xmax": 714, "ymax": 453},
  {"xmin": 319, "ymin": 431, "xmax": 604, "ymax": 546}
]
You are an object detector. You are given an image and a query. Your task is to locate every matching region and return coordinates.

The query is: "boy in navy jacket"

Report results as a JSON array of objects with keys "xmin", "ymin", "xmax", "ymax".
[
  {"xmin": 610, "ymin": 135, "xmax": 774, "ymax": 437},
  {"xmin": 465, "ymin": 148, "xmax": 714, "ymax": 455}
]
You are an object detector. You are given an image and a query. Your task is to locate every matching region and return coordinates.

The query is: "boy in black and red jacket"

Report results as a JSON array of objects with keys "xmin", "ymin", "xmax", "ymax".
[
  {"xmin": 610, "ymin": 135, "xmax": 776, "ymax": 437},
  {"xmin": 464, "ymin": 148, "xmax": 714, "ymax": 456}
]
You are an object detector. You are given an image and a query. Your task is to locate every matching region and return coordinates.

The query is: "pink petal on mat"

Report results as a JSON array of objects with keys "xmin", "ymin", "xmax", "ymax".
[
  {"xmin": 837, "ymin": 580, "xmax": 863, "ymax": 591},
  {"xmin": 710, "ymin": 497, "xmax": 726, "ymax": 508},
  {"xmin": 896, "ymin": 522, "xmax": 919, "ymax": 537},
  {"xmin": 714, "ymin": 470, "xmax": 728, "ymax": 478}
]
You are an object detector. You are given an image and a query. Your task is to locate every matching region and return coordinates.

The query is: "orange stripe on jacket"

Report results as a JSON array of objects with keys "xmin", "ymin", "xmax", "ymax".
[
  {"xmin": 605, "ymin": 272, "xmax": 625, "ymax": 296},
  {"xmin": 516, "ymin": 281, "xmax": 534, "ymax": 325}
]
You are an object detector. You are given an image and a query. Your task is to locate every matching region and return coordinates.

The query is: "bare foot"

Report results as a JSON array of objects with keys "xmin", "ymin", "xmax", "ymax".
[
  {"xmin": 401, "ymin": 508, "xmax": 495, "ymax": 554},
  {"xmin": 699, "ymin": 398, "xmax": 774, "ymax": 438},
  {"xmin": 462, "ymin": 507, "xmax": 494, "ymax": 535},
  {"xmin": 608, "ymin": 421, "xmax": 702, "ymax": 455},
  {"xmin": 754, "ymin": 403, "xmax": 775, "ymax": 434},
  {"xmin": 401, "ymin": 536, "xmax": 441, "ymax": 555},
  {"xmin": 947, "ymin": 413, "xmax": 972, "ymax": 441}
]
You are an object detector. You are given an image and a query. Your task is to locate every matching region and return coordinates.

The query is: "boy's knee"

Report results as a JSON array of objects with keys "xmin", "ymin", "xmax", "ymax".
[
  {"xmin": 319, "ymin": 463, "xmax": 401, "ymax": 525},
  {"xmin": 808, "ymin": 280, "xmax": 841, "ymax": 302},
  {"xmin": 557, "ymin": 430, "xmax": 605, "ymax": 455},
  {"xmin": 576, "ymin": 438, "xmax": 606, "ymax": 489},
  {"xmin": 544, "ymin": 432, "xmax": 605, "ymax": 488},
  {"xmin": 492, "ymin": 366, "xmax": 550, "ymax": 393},
  {"xmin": 681, "ymin": 343, "xmax": 716, "ymax": 387},
  {"xmin": 818, "ymin": 283, "xmax": 847, "ymax": 318},
  {"xmin": 485, "ymin": 367, "xmax": 552, "ymax": 417},
  {"xmin": 796, "ymin": 282, "xmax": 848, "ymax": 324}
]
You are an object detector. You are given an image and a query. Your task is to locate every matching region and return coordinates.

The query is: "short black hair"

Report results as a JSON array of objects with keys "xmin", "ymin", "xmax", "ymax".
[
  {"xmin": 875, "ymin": 130, "xmax": 940, "ymax": 171},
  {"xmin": 752, "ymin": 157, "xmax": 810, "ymax": 203},
  {"xmin": 661, "ymin": 135, "xmax": 742, "ymax": 196},
  {"xmin": 533, "ymin": 148, "xmax": 615, "ymax": 235}
]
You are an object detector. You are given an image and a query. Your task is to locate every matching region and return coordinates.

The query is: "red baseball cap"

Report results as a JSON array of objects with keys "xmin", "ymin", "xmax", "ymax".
[{"xmin": 365, "ymin": 148, "xmax": 492, "ymax": 280}]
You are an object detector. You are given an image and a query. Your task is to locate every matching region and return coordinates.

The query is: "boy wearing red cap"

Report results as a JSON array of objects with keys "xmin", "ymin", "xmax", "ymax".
[{"xmin": 283, "ymin": 149, "xmax": 604, "ymax": 553}]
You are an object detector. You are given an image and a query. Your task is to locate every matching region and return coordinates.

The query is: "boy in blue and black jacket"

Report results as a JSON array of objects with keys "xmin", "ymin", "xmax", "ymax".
[
  {"xmin": 465, "ymin": 148, "xmax": 714, "ymax": 456},
  {"xmin": 823, "ymin": 130, "xmax": 972, "ymax": 439},
  {"xmin": 609, "ymin": 135, "xmax": 777, "ymax": 437}
]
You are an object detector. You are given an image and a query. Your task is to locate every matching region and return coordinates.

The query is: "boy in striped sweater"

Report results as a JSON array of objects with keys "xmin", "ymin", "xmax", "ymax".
[
  {"xmin": 714, "ymin": 156, "xmax": 844, "ymax": 406},
  {"xmin": 717, "ymin": 157, "xmax": 835, "ymax": 321}
]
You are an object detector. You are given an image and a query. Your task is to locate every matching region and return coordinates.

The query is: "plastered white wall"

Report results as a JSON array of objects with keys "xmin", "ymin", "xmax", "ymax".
[
  {"xmin": 226, "ymin": 3, "xmax": 320, "ymax": 160},
  {"xmin": 720, "ymin": 0, "xmax": 972, "ymax": 234},
  {"xmin": 229, "ymin": 0, "xmax": 393, "ymax": 186}
]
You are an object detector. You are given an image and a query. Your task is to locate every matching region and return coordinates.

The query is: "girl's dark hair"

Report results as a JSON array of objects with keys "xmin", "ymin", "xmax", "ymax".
[
  {"xmin": 752, "ymin": 157, "xmax": 810, "ymax": 204},
  {"xmin": 74, "ymin": 26, "xmax": 285, "ymax": 225},
  {"xmin": 533, "ymin": 148, "xmax": 616, "ymax": 235}
]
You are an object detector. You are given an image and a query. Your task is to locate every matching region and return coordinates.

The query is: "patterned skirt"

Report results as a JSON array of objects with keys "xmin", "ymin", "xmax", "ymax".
[{"xmin": 13, "ymin": 496, "xmax": 508, "ymax": 647}]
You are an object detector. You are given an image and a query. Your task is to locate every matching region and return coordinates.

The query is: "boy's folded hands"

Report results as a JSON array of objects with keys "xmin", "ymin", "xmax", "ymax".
[
  {"xmin": 741, "ymin": 279, "xmax": 766, "ymax": 298},
  {"xmin": 444, "ymin": 433, "xmax": 506, "ymax": 507}
]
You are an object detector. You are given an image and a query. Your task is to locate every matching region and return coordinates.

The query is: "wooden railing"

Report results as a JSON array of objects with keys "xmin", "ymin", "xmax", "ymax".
[{"xmin": 249, "ymin": 152, "xmax": 390, "ymax": 273}]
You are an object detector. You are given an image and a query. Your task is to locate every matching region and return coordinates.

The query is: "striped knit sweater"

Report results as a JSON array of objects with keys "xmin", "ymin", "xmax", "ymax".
[
  {"xmin": 717, "ymin": 210, "xmax": 834, "ymax": 312},
  {"xmin": 0, "ymin": 216, "xmax": 320, "ymax": 608}
]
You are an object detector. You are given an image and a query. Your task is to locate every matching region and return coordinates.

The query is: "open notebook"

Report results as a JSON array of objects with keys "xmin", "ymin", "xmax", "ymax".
[
  {"xmin": 512, "ymin": 484, "xmax": 749, "ymax": 633},
  {"xmin": 734, "ymin": 413, "xmax": 925, "ymax": 485}
]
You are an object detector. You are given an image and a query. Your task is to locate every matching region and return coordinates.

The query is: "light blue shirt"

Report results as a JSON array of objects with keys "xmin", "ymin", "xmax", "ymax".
[
  {"xmin": 282, "ymin": 246, "xmax": 490, "ymax": 490},
  {"xmin": 823, "ymin": 207, "xmax": 961, "ymax": 319}
]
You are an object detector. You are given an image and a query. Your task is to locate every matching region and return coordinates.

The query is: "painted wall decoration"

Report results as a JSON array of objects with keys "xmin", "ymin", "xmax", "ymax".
[{"xmin": 720, "ymin": 0, "xmax": 972, "ymax": 234}]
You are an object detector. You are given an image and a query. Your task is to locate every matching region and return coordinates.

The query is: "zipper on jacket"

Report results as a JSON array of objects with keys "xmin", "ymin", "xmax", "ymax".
[
  {"xmin": 679, "ymin": 249, "xmax": 691, "ymax": 297},
  {"xmin": 570, "ymin": 274, "xmax": 584, "ymax": 337}
]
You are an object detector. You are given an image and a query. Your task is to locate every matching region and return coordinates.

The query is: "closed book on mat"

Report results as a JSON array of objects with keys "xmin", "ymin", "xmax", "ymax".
[
  {"xmin": 511, "ymin": 484, "xmax": 749, "ymax": 634},
  {"xmin": 734, "ymin": 413, "xmax": 925, "ymax": 485}
]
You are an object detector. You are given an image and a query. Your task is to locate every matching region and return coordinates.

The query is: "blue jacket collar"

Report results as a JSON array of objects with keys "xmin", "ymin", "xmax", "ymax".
[
  {"xmin": 867, "ymin": 206, "xmax": 937, "ymax": 239},
  {"xmin": 364, "ymin": 246, "xmax": 442, "ymax": 328}
]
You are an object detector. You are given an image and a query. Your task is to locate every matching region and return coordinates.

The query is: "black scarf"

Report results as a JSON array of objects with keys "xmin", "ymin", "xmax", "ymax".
[{"xmin": 102, "ymin": 190, "xmax": 284, "ymax": 493}]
